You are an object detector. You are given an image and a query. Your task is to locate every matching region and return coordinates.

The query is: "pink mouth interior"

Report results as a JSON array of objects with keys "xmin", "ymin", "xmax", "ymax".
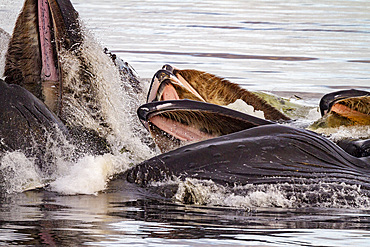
[
  {"xmin": 160, "ymin": 83, "xmax": 180, "ymax": 101},
  {"xmin": 331, "ymin": 103, "xmax": 368, "ymax": 119},
  {"xmin": 147, "ymin": 68, "xmax": 216, "ymax": 143},
  {"xmin": 148, "ymin": 68, "xmax": 206, "ymax": 103},
  {"xmin": 38, "ymin": 0, "xmax": 58, "ymax": 83},
  {"xmin": 150, "ymin": 115, "xmax": 216, "ymax": 142},
  {"xmin": 150, "ymin": 82, "xmax": 216, "ymax": 142},
  {"xmin": 38, "ymin": 0, "xmax": 61, "ymax": 113}
]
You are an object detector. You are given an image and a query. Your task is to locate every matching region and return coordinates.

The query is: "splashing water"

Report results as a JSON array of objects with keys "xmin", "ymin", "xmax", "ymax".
[
  {"xmin": 0, "ymin": 151, "xmax": 42, "ymax": 193},
  {"xmin": 0, "ymin": 23, "xmax": 156, "ymax": 195},
  {"xmin": 172, "ymin": 178, "xmax": 370, "ymax": 209},
  {"xmin": 47, "ymin": 27, "xmax": 157, "ymax": 195},
  {"xmin": 59, "ymin": 27, "xmax": 153, "ymax": 158},
  {"xmin": 49, "ymin": 153, "xmax": 131, "ymax": 195},
  {"xmin": 313, "ymin": 125, "xmax": 370, "ymax": 141}
]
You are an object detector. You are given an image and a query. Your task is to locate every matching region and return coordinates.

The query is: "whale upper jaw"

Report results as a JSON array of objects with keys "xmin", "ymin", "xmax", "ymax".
[{"xmin": 4, "ymin": 0, "xmax": 81, "ymax": 116}]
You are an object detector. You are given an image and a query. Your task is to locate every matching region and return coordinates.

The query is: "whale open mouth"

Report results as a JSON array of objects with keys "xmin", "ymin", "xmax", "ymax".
[
  {"xmin": 143, "ymin": 64, "xmax": 290, "ymax": 151},
  {"xmin": 147, "ymin": 65, "xmax": 290, "ymax": 121},
  {"xmin": 147, "ymin": 66, "xmax": 206, "ymax": 104},
  {"xmin": 138, "ymin": 100, "xmax": 272, "ymax": 152},
  {"xmin": 4, "ymin": 0, "xmax": 81, "ymax": 116},
  {"xmin": 330, "ymin": 96, "xmax": 370, "ymax": 124},
  {"xmin": 313, "ymin": 89, "xmax": 370, "ymax": 128}
]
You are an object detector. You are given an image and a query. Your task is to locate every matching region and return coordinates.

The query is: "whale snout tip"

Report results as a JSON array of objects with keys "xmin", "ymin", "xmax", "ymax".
[
  {"xmin": 162, "ymin": 64, "xmax": 174, "ymax": 73},
  {"xmin": 137, "ymin": 106, "xmax": 150, "ymax": 121},
  {"xmin": 154, "ymin": 69, "xmax": 173, "ymax": 82}
]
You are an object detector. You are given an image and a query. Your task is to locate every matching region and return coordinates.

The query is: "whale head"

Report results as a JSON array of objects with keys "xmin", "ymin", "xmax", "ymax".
[{"xmin": 4, "ymin": 0, "xmax": 81, "ymax": 116}]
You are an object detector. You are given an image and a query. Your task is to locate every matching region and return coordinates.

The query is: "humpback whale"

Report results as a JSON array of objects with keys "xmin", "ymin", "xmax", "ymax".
[
  {"xmin": 0, "ymin": 0, "xmax": 146, "ymax": 193},
  {"xmin": 4, "ymin": 0, "xmax": 141, "ymax": 136},
  {"xmin": 127, "ymin": 102, "xmax": 370, "ymax": 201},
  {"xmin": 2, "ymin": 0, "xmax": 144, "ymax": 158},
  {"xmin": 307, "ymin": 89, "xmax": 370, "ymax": 157},
  {"xmin": 127, "ymin": 124, "xmax": 370, "ymax": 186},
  {"xmin": 148, "ymin": 65, "xmax": 290, "ymax": 121},
  {"xmin": 124, "ymin": 66, "xmax": 370, "ymax": 201},
  {"xmin": 4, "ymin": 0, "xmax": 81, "ymax": 115},
  {"xmin": 310, "ymin": 89, "xmax": 370, "ymax": 129},
  {"xmin": 142, "ymin": 65, "xmax": 292, "ymax": 152},
  {"xmin": 1, "ymin": 0, "xmax": 369, "ymax": 205}
]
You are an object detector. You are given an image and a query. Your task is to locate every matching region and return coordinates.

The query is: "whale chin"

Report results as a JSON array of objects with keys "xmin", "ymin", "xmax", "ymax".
[{"xmin": 4, "ymin": 0, "xmax": 81, "ymax": 116}]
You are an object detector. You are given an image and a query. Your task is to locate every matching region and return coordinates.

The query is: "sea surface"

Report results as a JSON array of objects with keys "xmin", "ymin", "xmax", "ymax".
[{"xmin": 0, "ymin": 0, "xmax": 370, "ymax": 246}]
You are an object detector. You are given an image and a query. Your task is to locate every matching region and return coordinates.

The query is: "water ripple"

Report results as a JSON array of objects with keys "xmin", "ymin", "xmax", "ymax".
[
  {"xmin": 113, "ymin": 50, "xmax": 318, "ymax": 61},
  {"xmin": 188, "ymin": 24, "xmax": 370, "ymax": 34}
]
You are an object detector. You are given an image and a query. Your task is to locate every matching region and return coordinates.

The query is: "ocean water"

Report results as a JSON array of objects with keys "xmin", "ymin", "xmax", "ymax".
[{"xmin": 0, "ymin": 0, "xmax": 369, "ymax": 246}]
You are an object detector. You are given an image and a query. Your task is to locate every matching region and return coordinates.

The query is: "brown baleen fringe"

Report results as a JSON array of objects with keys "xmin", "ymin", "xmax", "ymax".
[
  {"xmin": 311, "ymin": 96, "xmax": 370, "ymax": 129},
  {"xmin": 173, "ymin": 69, "xmax": 290, "ymax": 121},
  {"xmin": 336, "ymin": 96, "xmax": 370, "ymax": 115},
  {"xmin": 158, "ymin": 110, "xmax": 261, "ymax": 136},
  {"xmin": 4, "ymin": 0, "xmax": 82, "ymax": 109},
  {"xmin": 149, "ymin": 109, "xmax": 263, "ymax": 152},
  {"xmin": 4, "ymin": 0, "xmax": 42, "ymax": 98},
  {"xmin": 148, "ymin": 124, "xmax": 181, "ymax": 153}
]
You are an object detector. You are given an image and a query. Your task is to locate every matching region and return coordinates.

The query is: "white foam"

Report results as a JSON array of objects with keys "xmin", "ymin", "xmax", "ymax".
[
  {"xmin": 0, "ymin": 25, "xmax": 155, "ymax": 195},
  {"xmin": 49, "ymin": 153, "xmax": 131, "ymax": 195},
  {"xmin": 0, "ymin": 151, "xmax": 43, "ymax": 193},
  {"xmin": 313, "ymin": 125, "xmax": 370, "ymax": 141},
  {"xmin": 172, "ymin": 178, "xmax": 370, "ymax": 209},
  {"xmin": 0, "ymin": 29, "xmax": 10, "ymax": 78},
  {"xmin": 306, "ymin": 107, "xmax": 321, "ymax": 121},
  {"xmin": 174, "ymin": 179, "xmax": 292, "ymax": 208},
  {"xmin": 226, "ymin": 99, "xmax": 265, "ymax": 119}
]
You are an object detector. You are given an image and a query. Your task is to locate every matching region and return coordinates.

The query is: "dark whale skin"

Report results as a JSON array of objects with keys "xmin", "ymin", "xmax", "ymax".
[
  {"xmin": 126, "ymin": 124, "xmax": 370, "ymax": 191},
  {"xmin": 0, "ymin": 79, "xmax": 67, "ymax": 166}
]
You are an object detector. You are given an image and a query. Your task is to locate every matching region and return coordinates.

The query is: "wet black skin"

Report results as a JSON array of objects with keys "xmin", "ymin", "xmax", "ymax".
[
  {"xmin": 127, "ymin": 93, "xmax": 370, "ymax": 198},
  {"xmin": 125, "ymin": 124, "xmax": 370, "ymax": 193},
  {"xmin": 0, "ymin": 77, "xmax": 108, "ymax": 169},
  {"xmin": 337, "ymin": 139, "xmax": 370, "ymax": 158},
  {"xmin": 0, "ymin": 79, "xmax": 67, "ymax": 167}
]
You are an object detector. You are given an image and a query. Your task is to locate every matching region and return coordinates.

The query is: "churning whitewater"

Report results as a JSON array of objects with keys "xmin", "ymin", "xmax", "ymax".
[{"xmin": 0, "ymin": 26, "xmax": 155, "ymax": 195}]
